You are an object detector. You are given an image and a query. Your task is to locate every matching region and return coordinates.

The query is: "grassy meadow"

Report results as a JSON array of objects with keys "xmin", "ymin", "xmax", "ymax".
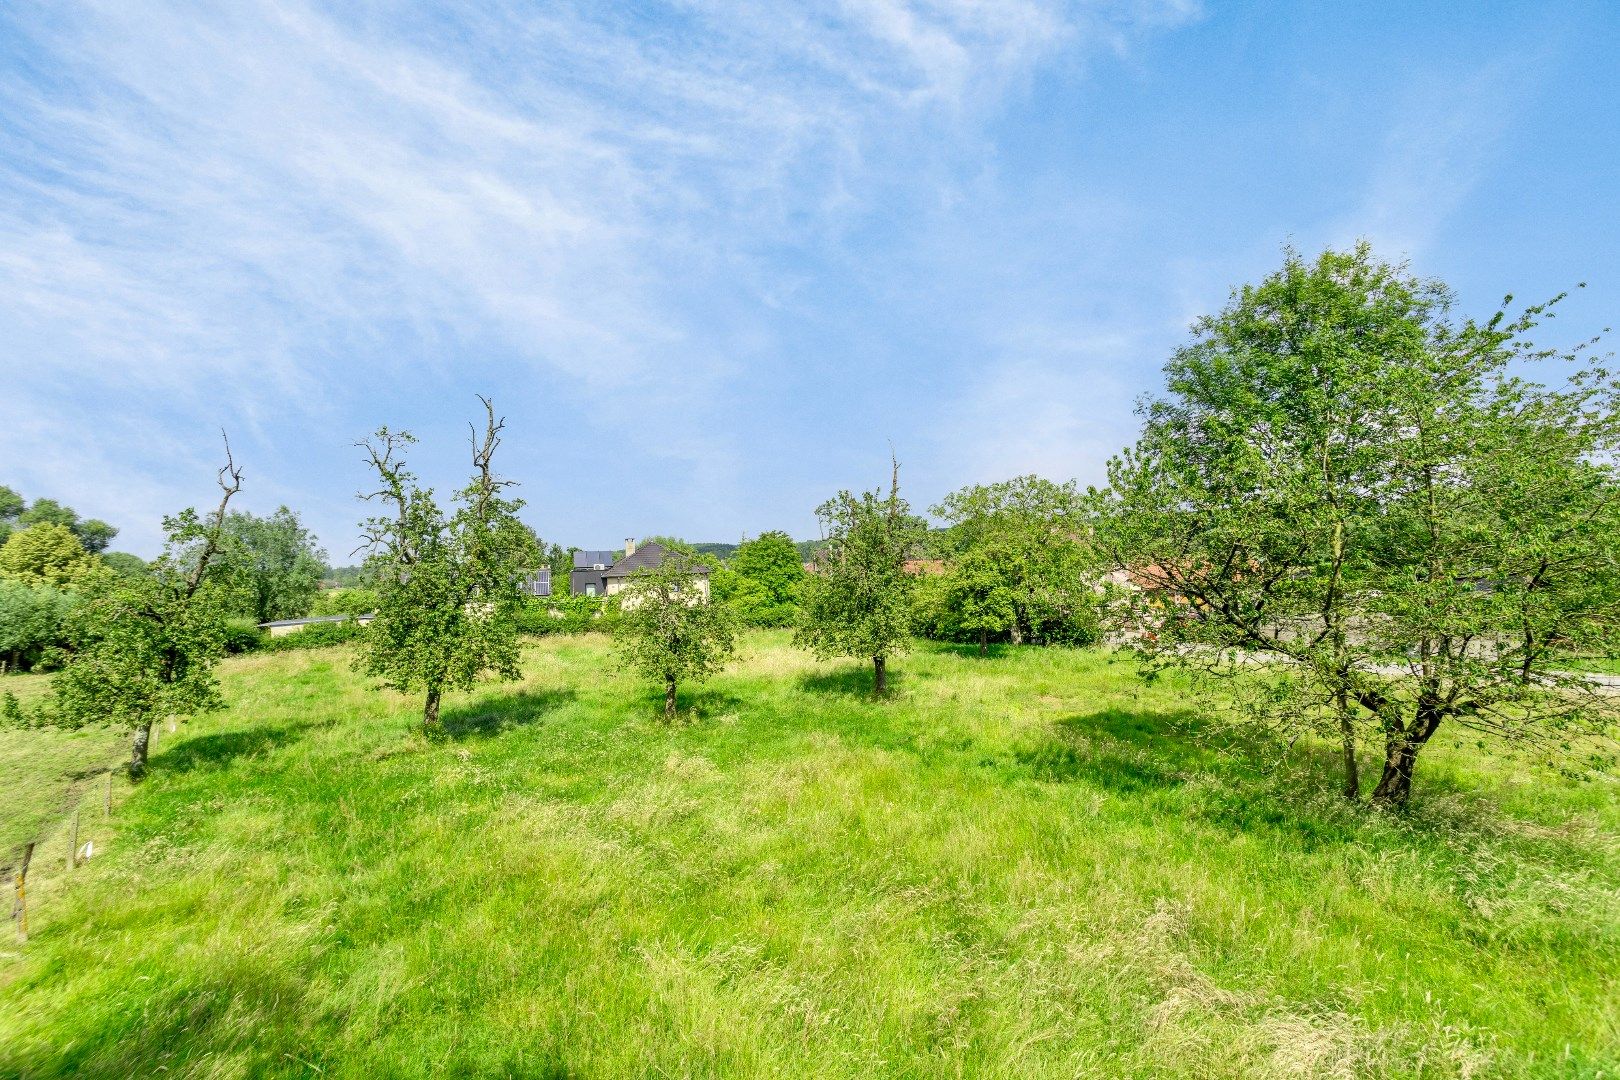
[{"xmin": 1, "ymin": 632, "xmax": 1617, "ymax": 1078}]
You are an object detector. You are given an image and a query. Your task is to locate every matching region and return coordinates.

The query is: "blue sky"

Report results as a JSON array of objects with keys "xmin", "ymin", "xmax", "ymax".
[{"xmin": 2, "ymin": 1, "xmax": 1616, "ymax": 559}]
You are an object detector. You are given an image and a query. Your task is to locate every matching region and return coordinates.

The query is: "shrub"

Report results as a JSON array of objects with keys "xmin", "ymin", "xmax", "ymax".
[
  {"xmin": 0, "ymin": 579, "xmax": 76, "ymax": 672},
  {"xmin": 260, "ymin": 618, "xmax": 368, "ymax": 652},
  {"xmin": 515, "ymin": 593, "xmax": 610, "ymax": 636},
  {"xmin": 222, "ymin": 618, "xmax": 267, "ymax": 654}
]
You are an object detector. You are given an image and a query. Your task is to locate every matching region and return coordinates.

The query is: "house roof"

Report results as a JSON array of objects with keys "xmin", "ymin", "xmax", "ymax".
[
  {"xmin": 602, "ymin": 541, "xmax": 710, "ymax": 578},
  {"xmin": 257, "ymin": 613, "xmax": 373, "ymax": 629},
  {"xmin": 572, "ymin": 549, "xmax": 618, "ymax": 569}
]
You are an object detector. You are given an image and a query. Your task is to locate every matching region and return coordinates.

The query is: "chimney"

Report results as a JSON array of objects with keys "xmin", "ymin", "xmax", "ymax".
[{"xmin": 625, "ymin": 537, "xmax": 636, "ymax": 558}]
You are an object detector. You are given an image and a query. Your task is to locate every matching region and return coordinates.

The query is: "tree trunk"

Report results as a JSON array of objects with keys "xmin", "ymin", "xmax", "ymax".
[
  {"xmin": 424, "ymin": 686, "xmax": 442, "ymax": 730},
  {"xmin": 978, "ymin": 629, "xmax": 987, "ymax": 657},
  {"xmin": 130, "ymin": 722, "xmax": 152, "ymax": 782},
  {"xmin": 1336, "ymin": 689, "xmax": 1359, "ymax": 801},
  {"xmin": 1370, "ymin": 736, "xmax": 1419, "ymax": 808},
  {"xmin": 1371, "ymin": 698, "xmax": 1444, "ymax": 809},
  {"xmin": 873, "ymin": 655, "xmax": 887, "ymax": 695},
  {"xmin": 664, "ymin": 678, "xmax": 677, "ymax": 723}
]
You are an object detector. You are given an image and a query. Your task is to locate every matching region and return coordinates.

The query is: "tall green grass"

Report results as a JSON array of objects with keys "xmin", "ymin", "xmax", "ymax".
[{"xmin": 2, "ymin": 633, "xmax": 1616, "ymax": 1077}]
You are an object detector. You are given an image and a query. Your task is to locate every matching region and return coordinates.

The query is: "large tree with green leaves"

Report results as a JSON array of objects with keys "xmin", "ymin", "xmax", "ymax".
[
  {"xmin": 795, "ymin": 459, "xmax": 927, "ymax": 694},
  {"xmin": 51, "ymin": 443, "xmax": 245, "ymax": 779},
  {"xmin": 354, "ymin": 398, "xmax": 538, "ymax": 730},
  {"xmin": 1096, "ymin": 244, "xmax": 1620, "ymax": 807},
  {"xmin": 11, "ymin": 495, "xmax": 118, "ymax": 553},
  {"xmin": 216, "ymin": 506, "xmax": 328, "ymax": 623},
  {"xmin": 712, "ymin": 530, "xmax": 805, "ymax": 627},
  {"xmin": 613, "ymin": 550, "xmax": 736, "ymax": 721},
  {"xmin": 933, "ymin": 475, "xmax": 1097, "ymax": 649},
  {"xmin": 938, "ymin": 546, "xmax": 1018, "ymax": 656},
  {"xmin": 0, "ymin": 523, "xmax": 98, "ymax": 589}
]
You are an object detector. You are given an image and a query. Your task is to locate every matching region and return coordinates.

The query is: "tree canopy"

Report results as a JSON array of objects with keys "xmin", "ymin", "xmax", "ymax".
[
  {"xmin": 0, "ymin": 491, "xmax": 120, "ymax": 553},
  {"xmin": 51, "ymin": 443, "xmax": 245, "ymax": 779},
  {"xmin": 1095, "ymin": 244, "xmax": 1620, "ymax": 807},
  {"xmin": 795, "ymin": 460, "xmax": 926, "ymax": 694},
  {"xmin": 353, "ymin": 398, "xmax": 539, "ymax": 729},
  {"xmin": 613, "ymin": 550, "xmax": 736, "ymax": 721},
  {"xmin": 0, "ymin": 523, "xmax": 98, "ymax": 589},
  {"xmin": 713, "ymin": 530, "xmax": 805, "ymax": 627},
  {"xmin": 932, "ymin": 475, "xmax": 1097, "ymax": 649},
  {"xmin": 216, "ymin": 506, "xmax": 328, "ymax": 623}
]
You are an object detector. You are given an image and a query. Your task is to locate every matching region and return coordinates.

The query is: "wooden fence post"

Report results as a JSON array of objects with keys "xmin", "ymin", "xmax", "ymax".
[
  {"xmin": 67, "ymin": 811, "xmax": 79, "ymax": 871},
  {"xmin": 13, "ymin": 841, "xmax": 33, "ymax": 943}
]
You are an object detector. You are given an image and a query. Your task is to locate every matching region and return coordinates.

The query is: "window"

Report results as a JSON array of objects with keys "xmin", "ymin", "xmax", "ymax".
[{"xmin": 586, "ymin": 583, "xmax": 597, "ymax": 596}]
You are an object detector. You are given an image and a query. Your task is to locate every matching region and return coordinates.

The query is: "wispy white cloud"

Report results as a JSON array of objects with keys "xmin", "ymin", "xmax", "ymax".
[
  {"xmin": 1341, "ymin": 60, "xmax": 1533, "ymax": 261},
  {"xmin": 0, "ymin": 0, "xmax": 1198, "ymax": 551}
]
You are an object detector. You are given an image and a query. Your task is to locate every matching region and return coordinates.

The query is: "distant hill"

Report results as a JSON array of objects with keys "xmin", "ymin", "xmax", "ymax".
[
  {"xmin": 688, "ymin": 542, "xmax": 738, "ymax": 560},
  {"xmin": 660, "ymin": 539, "xmax": 829, "ymax": 564}
]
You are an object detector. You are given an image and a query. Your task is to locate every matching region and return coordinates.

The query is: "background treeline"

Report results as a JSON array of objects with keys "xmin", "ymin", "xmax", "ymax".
[
  {"xmin": 5, "ymin": 477, "xmax": 1101, "ymax": 668},
  {"xmin": 0, "ymin": 491, "xmax": 338, "ymax": 671},
  {"xmin": 0, "ymin": 486, "xmax": 139, "ymax": 672}
]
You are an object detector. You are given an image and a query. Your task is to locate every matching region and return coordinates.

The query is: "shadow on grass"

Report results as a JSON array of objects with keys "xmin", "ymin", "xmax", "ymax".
[
  {"xmin": 441, "ymin": 687, "xmax": 577, "ymax": 740},
  {"xmin": 1015, "ymin": 708, "xmax": 1210, "ymax": 794},
  {"xmin": 1034, "ymin": 707, "xmax": 1557, "ymax": 856},
  {"xmin": 0, "ymin": 947, "xmax": 584, "ymax": 1080},
  {"xmin": 154, "ymin": 722, "xmax": 316, "ymax": 775},
  {"xmin": 927, "ymin": 641, "xmax": 1020, "ymax": 661},
  {"xmin": 682, "ymin": 685, "xmax": 745, "ymax": 717},
  {"xmin": 796, "ymin": 663, "xmax": 894, "ymax": 699}
]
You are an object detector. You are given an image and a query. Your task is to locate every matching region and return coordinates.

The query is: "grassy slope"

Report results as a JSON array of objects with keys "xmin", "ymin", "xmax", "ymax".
[
  {"xmin": 0, "ymin": 674, "xmax": 124, "ymax": 874},
  {"xmin": 1, "ymin": 634, "xmax": 1617, "ymax": 1078}
]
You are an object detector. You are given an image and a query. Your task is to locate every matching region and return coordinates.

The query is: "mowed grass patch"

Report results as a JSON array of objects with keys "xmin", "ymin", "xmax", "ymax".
[{"xmin": 1, "ymin": 633, "xmax": 1616, "ymax": 1077}]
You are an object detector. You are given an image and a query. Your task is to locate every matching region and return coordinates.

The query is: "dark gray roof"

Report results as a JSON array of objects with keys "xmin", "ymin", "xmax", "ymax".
[
  {"xmin": 572, "ymin": 549, "xmax": 617, "ymax": 569},
  {"xmin": 603, "ymin": 542, "xmax": 709, "ymax": 578}
]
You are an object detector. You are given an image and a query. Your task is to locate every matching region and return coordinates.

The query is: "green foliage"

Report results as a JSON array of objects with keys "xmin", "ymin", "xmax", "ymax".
[
  {"xmin": 795, "ymin": 461, "xmax": 927, "ymax": 691},
  {"xmin": 7, "ymin": 494, "xmax": 119, "ymax": 553},
  {"xmin": 71, "ymin": 519, "xmax": 119, "ymax": 555},
  {"xmin": 0, "ymin": 579, "xmax": 76, "ymax": 672},
  {"xmin": 713, "ymin": 530, "xmax": 804, "ymax": 627},
  {"xmin": 0, "ymin": 523, "xmax": 97, "ymax": 589},
  {"xmin": 260, "ymin": 619, "xmax": 368, "ymax": 652},
  {"xmin": 310, "ymin": 586, "xmax": 380, "ymax": 617},
  {"xmin": 514, "ymin": 593, "xmax": 608, "ymax": 636},
  {"xmin": 612, "ymin": 552, "xmax": 736, "ymax": 719},
  {"xmin": 51, "ymin": 451, "xmax": 245, "ymax": 779},
  {"xmin": 1096, "ymin": 243, "xmax": 1620, "ymax": 806},
  {"xmin": 353, "ymin": 400, "xmax": 539, "ymax": 728},
  {"xmin": 215, "ymin": 506, "xmax": 328, "ymax": 623},
  {"xmin": 941, "ymin": 545, "xmax": 1018, "ymax": 650},
  {"xmin": 0, "ymin": 485, "xmax": 23, "ymax": 526},
  {"xmin": 931, "ymin": 475, "xmax": 1097, "ymax": 649},
  {"xmin": 16, "ymin": 497, "xmax": 76, "ymax": 530},
  {"xmin": 97, "ymin": 551, "xmax": 149, "ymax": 578},
  {"xmin": 221, "ymin": 618, "xmax": 268, "ymax": 654},
  {"xmin": 52, "ymin": 564, "xmax": 231, "ymax": 742},
  {"xmin": 321, "ymin": 564, "xmax": 370, "ymax": 587}
]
